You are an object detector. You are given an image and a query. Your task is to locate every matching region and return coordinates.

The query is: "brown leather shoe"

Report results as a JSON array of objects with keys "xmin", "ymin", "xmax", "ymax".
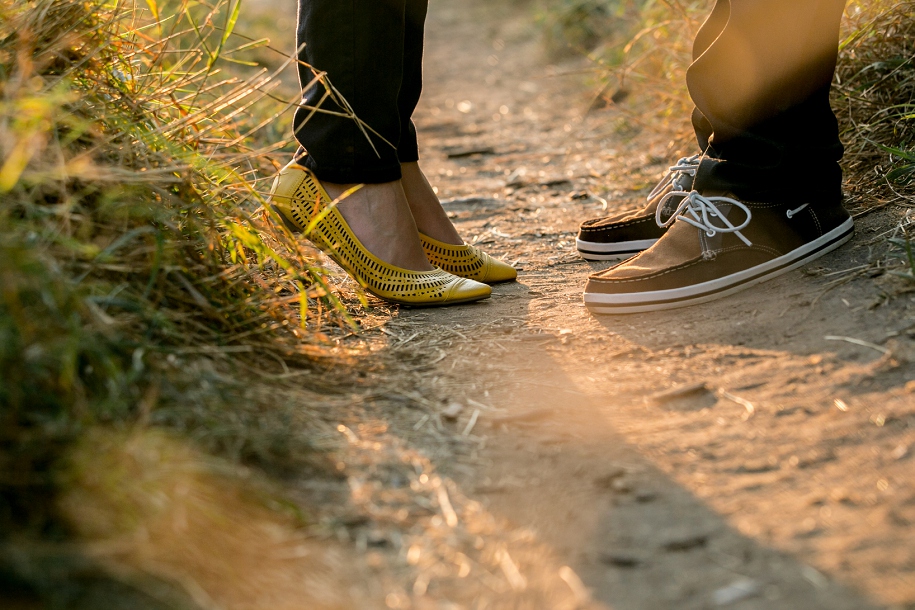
[{"xmin": 584, "ymin": 158, "xmax": 854, "ymax": 314}]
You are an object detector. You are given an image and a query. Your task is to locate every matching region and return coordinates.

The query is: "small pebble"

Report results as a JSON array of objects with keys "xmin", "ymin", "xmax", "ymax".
[
  {"xmin": 442, "ymin": 402, "xmax": 464, "ymax": 421},
  {"xmin": 713, "ymin": 578, "xmax": 760, "ymax": 606},
  {"xmin": 649, "ymin": 382, "xmax": 710, "ymax": 404},
  {"xmin": 366, "ymin": 531, "xmax": 390, "ymax": 548},
  {"xmin": 611, "ymin": 478, "xmax": 632, "ymax": 494},
  {"xmin": 635, "ymin": 490, "xmax": 658, "ymax": 503},
  {"xmin": 593, "ymin": 468, "xmax": 626, "ymax": 489}
]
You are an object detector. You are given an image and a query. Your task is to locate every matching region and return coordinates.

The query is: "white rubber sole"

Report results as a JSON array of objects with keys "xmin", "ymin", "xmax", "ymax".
[
  {"xmin": 576, "ymin": 238, "xmax": 659, "ymax": 261},
  {"xmin": 584, "ymin": 218, "xmax": 855, "ymax": 314}
]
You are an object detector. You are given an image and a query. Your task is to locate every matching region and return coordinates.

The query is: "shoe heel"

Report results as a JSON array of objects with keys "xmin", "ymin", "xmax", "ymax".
[{"xmin": 419, "ymin": 233, "xmax": 517, "ymax": 284}]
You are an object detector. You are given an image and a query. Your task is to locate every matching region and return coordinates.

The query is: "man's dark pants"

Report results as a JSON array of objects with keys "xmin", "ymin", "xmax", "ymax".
[
  {"xmin": 292, "ymin": 0, "xmax": 847, "ymax": 202},
  {"xmin": 688, "ymin": 0, "xmax": 848, "ymax": 207}
]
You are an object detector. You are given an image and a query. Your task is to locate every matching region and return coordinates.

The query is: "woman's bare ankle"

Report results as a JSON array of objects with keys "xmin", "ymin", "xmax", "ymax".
[
  {"xmin": 320, "ymin": 179, "xmax": 433, "ymax": 272},
  {"xmin": 400, "ymin": 162, "xmax": 463, "ymax": 245}
]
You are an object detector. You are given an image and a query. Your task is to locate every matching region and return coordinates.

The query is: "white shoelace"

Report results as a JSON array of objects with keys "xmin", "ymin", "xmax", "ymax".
[
  {"xmin": 646, "ymin": 154, "xmax": 702, "ymax": 202},
  {"xmin": 656, "ymin": 189, "xmax": 754, "ymax": 247},
  {"xmin": 650, "ymin": 156, "xmax": 812, "ymax": 248}
]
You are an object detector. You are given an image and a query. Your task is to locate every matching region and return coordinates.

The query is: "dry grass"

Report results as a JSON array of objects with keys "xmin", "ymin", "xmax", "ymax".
[
  {"xmin": 833, "ymin": 2, "xmax": 915, "ymax": 285},
  {"xmin": 0, "ymin": 0, "xmax": 385, "ymax": 604},
  {"xmin": 58, "ymin": 429, "xmax": 367, "ymax": 610},
  {"xmin": 834, "ymin": 2, "xmax": 915, "ymax": 215}
]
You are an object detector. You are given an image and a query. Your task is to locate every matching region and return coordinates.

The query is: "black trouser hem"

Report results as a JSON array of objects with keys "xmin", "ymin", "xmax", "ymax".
[
  {"xmin": 301, "ymin": 155, "xmax": 404, "ymax": 184},
  {"xmin": 294, "ymin": 0, "xmax": 427, "ymax": 185}
]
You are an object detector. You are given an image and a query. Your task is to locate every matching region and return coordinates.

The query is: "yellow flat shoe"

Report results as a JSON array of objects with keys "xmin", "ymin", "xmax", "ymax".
[
  {"xmin": 269, "ymin": 163, "xmax": 491, "ymax": 306},
  {"xmin": 419, "ymin": 233, "xmax": 518, "ymax": 284}
]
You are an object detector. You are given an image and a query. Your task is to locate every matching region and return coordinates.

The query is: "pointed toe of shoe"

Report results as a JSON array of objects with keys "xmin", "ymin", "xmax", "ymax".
[
  {"xmin": 444, "ymin": 277, "xmax": 492, "ymax": 304},
  {"xmin": 481, "ymin": 256, "xmax": 518, "ymax": 283}
]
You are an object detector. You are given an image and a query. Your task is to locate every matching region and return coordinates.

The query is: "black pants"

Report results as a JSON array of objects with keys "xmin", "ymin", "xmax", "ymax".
[
  {"xmin": 293, "ymin": 0, "xmax": 847, "ymax": 199},
  {"xmin": 293, "ymin": 0, "xmax": 427, "ymax": 184},
  {"xmin": 688, "ymin": 0, "xmax": 847, "ymax": 205}
]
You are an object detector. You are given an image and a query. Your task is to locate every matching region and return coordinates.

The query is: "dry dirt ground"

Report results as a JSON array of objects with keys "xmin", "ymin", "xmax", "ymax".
[{"xmin": 230, "ymin": 0, "xmax": 915, "ymax": 608}]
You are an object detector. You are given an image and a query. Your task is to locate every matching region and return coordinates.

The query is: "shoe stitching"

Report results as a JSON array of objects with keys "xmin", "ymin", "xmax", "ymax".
[
  {"xmin": 741, "ymin": 202, "xmax": 789, "ymax": 209},
  {"xmin": 808, "ymin": 208, "xmax": 822, "ymax": 236},
  {"xmin": 582, "ymin": 215, "xmax": 657, "ymax": 232},
  {"xmin": 589, "ymin": 246, "xmax": 784, "ymax": 284},
  {"xmin": 716, "ymin": 200, "xmax": 820, "ymax": 211},
  {"xmin": 589, "ymin": 258, "xmax": 708, "ymax": 283},
  {"xmin": 709, "ymin": 244, "xmax": 783, "ymax": 258},
  {"xmin": 744, "ymin": 201, "xmax": 836, "ymax": 211}
]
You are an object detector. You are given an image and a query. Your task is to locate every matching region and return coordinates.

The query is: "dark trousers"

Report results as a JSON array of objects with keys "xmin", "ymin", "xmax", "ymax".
[
  {"xmin": 293, "ymin": 0, "xmax": 847, "ymax": 199},
  {"xmin": 293, "ymin": 0, "xmax": 428, "ymax": 184},
  {"xmin": 688, "ymin": 0, "xmax": 848, "ymax": 205}
]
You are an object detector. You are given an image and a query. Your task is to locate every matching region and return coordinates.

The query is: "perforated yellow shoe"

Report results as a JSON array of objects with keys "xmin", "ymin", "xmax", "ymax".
[
  {"xmin": 419, "ymin": 233, "xmax": 518, "ymax": 284},
  {"xmin": 269, "ymin": 163, "xmax": 491, "ymax": 306}
]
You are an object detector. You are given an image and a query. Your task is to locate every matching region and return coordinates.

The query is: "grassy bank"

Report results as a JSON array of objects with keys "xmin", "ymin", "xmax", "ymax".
[{"xmin": 0, "ymin": 0, "xmax": 364, "ymax": 605}]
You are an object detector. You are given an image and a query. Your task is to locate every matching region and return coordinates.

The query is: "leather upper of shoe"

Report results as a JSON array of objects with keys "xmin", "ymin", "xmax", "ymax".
[
  {"xmin": 269, "ymin": 163, "xmax": 491, "ymax": 306},
  {"xmin": 419, "ymin": 233, "xmax": 517, "ymax": 284},
  {"xmin": 578, "ymin": 155, "xmax": 699, "ymax": 243},
  {"xmin": 586, "ymin": 157, "xmax": 851, "ymax": 295},
  {"xmin": 577, "ymin": 192, "xmax": 669, "ymax": 242}
]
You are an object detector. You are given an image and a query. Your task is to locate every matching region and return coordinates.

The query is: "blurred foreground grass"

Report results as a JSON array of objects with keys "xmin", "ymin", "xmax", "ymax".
[{"xmin": 0, "ymin": 0, "xmax": 369, "ymax": 605}]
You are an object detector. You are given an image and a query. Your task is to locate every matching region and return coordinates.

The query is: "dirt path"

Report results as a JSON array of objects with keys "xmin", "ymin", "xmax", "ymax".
[
  {"xmin": 330, "ymin": 1, "xmax": 915, "ymax": 608},
  {"xmin": 234, "ymin": 1, "xmax": 915, "ymax": 608}
]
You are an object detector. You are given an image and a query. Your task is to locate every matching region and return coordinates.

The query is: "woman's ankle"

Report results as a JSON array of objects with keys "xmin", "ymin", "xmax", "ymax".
[
  {"xmin": 320, "ymin": 179, "xmax": 433, "ymax": 272},
  {"xmin": 400, "ymin": 162, "xmax": 463, "ymax": 245}
]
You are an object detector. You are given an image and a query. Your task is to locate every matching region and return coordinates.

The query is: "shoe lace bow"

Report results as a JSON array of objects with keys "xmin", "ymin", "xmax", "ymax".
[{"xmin": 656, "ymin": 189, "xmax": 754, "ymax": 247}]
